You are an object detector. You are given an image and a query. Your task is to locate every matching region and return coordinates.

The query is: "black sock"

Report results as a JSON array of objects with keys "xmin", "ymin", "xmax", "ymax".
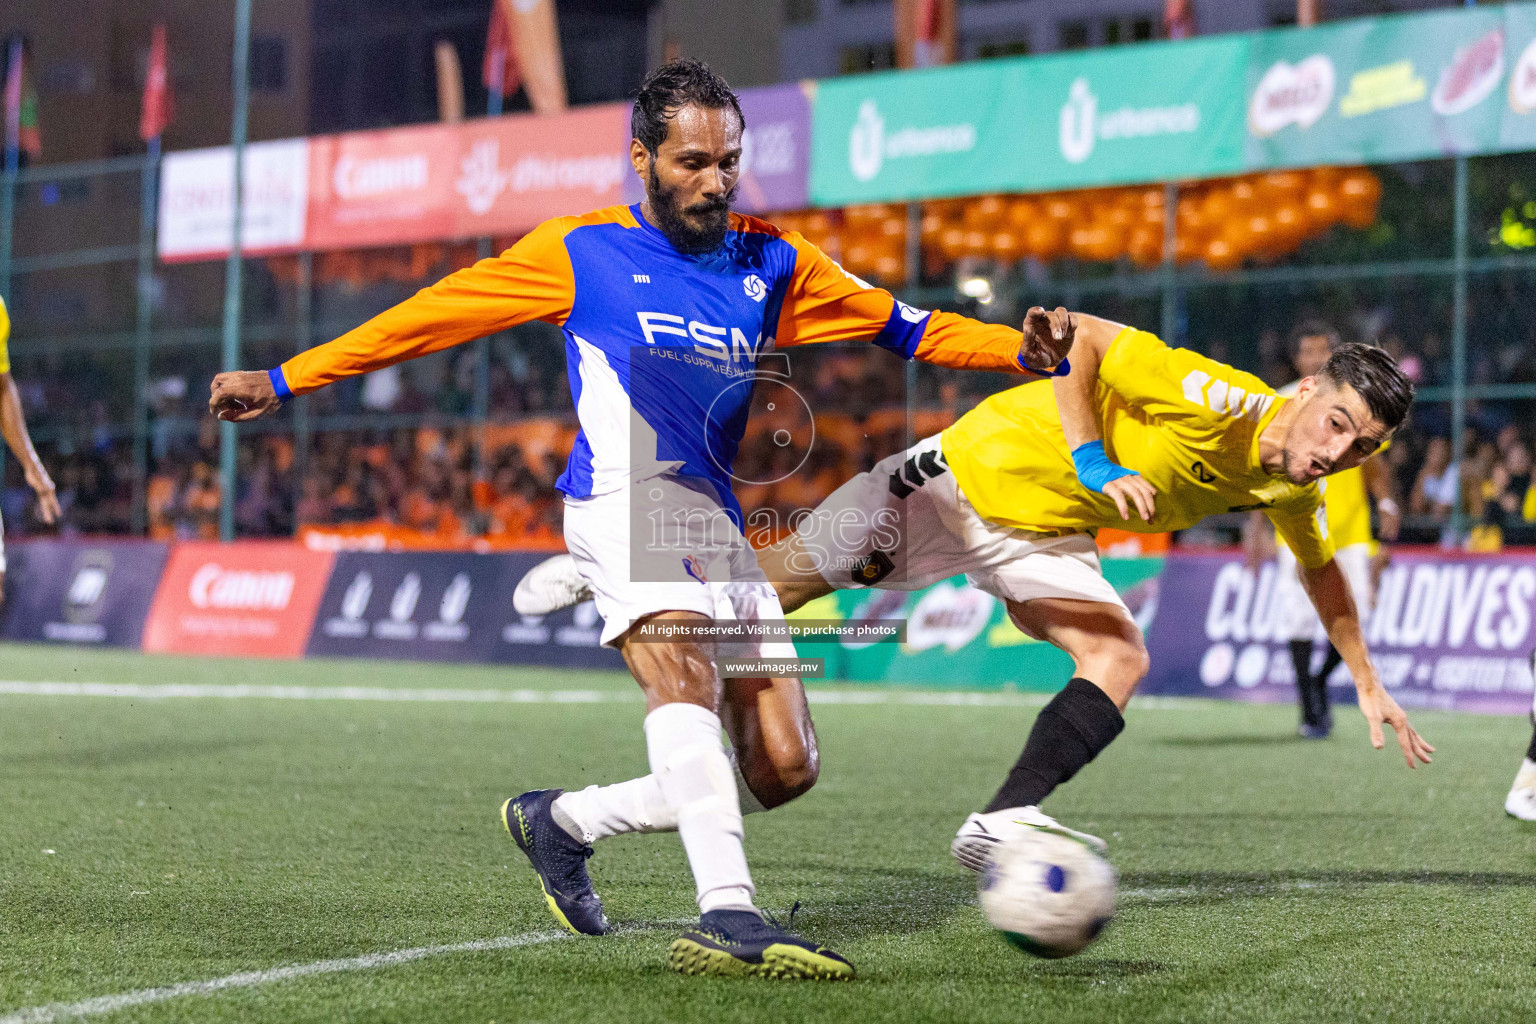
[
  {"xmin": 984, "ymin": 678, "xmax": 1125, "ymax": 813},
  {"xmin": 1289, "ymin": 640, "xmax": 1315, "ymax": 724},
  {"xmin": 1526, "ymin": 723, "xmax": 1536, "ymax": 763},
  {"xmin": 1317, "ymin": 644, "xmax": 1343, "ymax": 688}
]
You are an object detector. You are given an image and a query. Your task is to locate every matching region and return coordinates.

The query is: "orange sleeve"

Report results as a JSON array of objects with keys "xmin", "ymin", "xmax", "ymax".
[
  {"xmin": 277, "ymin": 217, "xmax": 576, "ymax": 396},
  {"xmin": 773, "ymin": 232, "xmax": 1024, "ymax": 374}
]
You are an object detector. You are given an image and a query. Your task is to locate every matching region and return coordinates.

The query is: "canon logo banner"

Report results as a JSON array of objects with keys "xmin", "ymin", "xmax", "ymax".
[
  {"xmin": 188, "ymin": 564, "xmax": 295, "ymax": 611},
  {"xmin": 144, "ymin": 543, "xmax": 334, "ymax": 658}
]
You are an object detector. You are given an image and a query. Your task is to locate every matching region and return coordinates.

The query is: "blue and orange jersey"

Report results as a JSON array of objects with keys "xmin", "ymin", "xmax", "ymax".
[{"xmin": 274, "ymin": 204, "xmax": 1025, "ymax": 523}]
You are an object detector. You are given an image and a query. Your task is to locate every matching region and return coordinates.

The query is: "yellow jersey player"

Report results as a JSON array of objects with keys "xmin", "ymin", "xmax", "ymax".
[
  {"xmin": 0, "ymin": 295, "xmax": 60, "ymax": 607},
  {"xmin": 1259, "ymin": 321, "xmax": 1401, "ymax": 739},
  {"xmin": 522, "ymin": 309, "xmax": 1434, "ymax": 867}
]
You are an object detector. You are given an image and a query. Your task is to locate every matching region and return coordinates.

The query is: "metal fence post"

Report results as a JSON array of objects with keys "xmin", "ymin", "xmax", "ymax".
[
  {"xmin": 131, "ymin": 140, "xmax": 160, "ymax": 536},
  {"xmin": 1161, "ymin": 181, "xmax": 1179, "ymax": 345},
  {"xmin": 904, "ymin": 201, "xmax": 921, "ymax": 449},
  {"xmin": 219, "ymin": 0, "xmax": 252, "ymax": 541},
  {"xmin": 1450, "ymin": 155, "xmax": 1469, "ymax": 543},
  {"xmin": 294, "ymin": 249, "xmax": 313, "ymax": 500}
]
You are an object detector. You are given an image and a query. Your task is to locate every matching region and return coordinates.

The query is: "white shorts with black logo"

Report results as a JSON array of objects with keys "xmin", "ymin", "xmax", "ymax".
[
  {"xmin": 793, "ymin": 434, "xmax": 1127, "ymax": 612},
  {"xmin": 563, "ymin": 474, "xmax": 797, "ymax": 659}
]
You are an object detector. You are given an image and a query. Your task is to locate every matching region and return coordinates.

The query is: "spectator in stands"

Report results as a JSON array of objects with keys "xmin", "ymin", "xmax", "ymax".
[{"xmin": 1410, "ymin": 437, "xmax": 1457, "ymax": 523}]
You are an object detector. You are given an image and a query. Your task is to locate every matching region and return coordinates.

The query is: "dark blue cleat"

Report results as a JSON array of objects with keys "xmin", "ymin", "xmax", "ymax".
[
  {"xmin": 669, "ymin": 908, "xmax": 854, "ymax": 980},
  {"xmin": 501, "ymin": 788, "xmax": 610, "ymax": 936}
]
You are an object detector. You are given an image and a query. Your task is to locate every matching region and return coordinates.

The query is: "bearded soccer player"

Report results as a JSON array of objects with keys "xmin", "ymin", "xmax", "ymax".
[
  {"xmin": 0, "ymin": 295, "xmax": 61, "ymax": 605},
  {"xmin": 209, "ymin": 60, "xmax": 1061, "ymax": 979},
  {"xmin": 1255, "ymin": 321, "xmax": 1401, "ymax": 740},
  {"xmin": 518, "ymin": 311, "xmax": 1435, "ymax": 870}
]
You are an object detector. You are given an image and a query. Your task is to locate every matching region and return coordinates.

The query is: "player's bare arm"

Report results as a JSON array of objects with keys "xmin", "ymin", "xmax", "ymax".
[
  {"xmin": 210, "ymin": 370, "xmax": 283, "ymax": 423},
  {"xmin": 1050, "ymin": 312, "xmax": 1156, "ymax": 522},
  {"xmin": 0, "ymin": 371, "xmax": 59, "ymax": 524},
  {"xmin": 1361, "ymin": 452, "xmax": 1401, "ymax": 542},
  {"xmin": 1299, "ymin": 557, "xmax": 1433, "ymax": 768}
]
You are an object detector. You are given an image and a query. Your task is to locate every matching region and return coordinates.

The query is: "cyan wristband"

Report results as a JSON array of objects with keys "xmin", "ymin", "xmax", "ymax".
[{"xmin": 1071, "ymin": 440, "xmax": 1134, "ymax": 493}]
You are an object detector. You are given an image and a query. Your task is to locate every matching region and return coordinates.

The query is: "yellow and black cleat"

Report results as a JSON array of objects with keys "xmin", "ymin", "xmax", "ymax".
[
  {"xmin": 501, "ymin": 789, "xmax": 610, "ymax": 936},
  {"xmin": 668, "ymin": 909, "xmax": 853, "ymax": 981}
]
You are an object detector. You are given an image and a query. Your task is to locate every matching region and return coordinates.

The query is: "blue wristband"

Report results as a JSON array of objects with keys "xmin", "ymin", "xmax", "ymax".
[
  {"xmin": 1017, "ymin": 353, "xmax": 1072, "ymax": 378},
  {"xmin": 268, "ymin": 367, "xmax": 293, "ymax": 404},
  {"xmin": 1071, "ymin": 440, "xmax": 1134, "ymax": 493}
]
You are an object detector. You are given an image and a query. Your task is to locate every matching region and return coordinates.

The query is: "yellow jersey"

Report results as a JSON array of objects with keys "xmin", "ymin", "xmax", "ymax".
[
  {"xmin": 942, "ymin": 327, "xmax": 1335, "ymax": 568},
  {"xmin": 1275, "ymin": 379, "xmax": 1372, "ymax": 550},
  {"xmin": 0, "ymin": 295, "xmax": 10, "ymax": 374}
]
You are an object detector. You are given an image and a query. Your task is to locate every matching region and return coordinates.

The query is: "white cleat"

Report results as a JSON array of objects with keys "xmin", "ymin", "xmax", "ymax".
[
  {"xmin": 951, "ymin": 805, "xmax": 1108, "ymax": 872},
  {"xmin": 1505, "ymin": 758, "xmax": 1536, "ymax": 821},
  {"xmin": 512, "ymin": 554, "xmax": 593, "ymax": 617}
]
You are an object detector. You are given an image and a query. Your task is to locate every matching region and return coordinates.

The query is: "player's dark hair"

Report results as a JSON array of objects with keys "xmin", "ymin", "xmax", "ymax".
[
  {"xmin": 1288, "ymin": 318, "xmax": 1340, "ymax": 356},
  {"xmin": 631, "ymin": 59, "xmax": 744, "ymax": 156},
  {"xmin": 1317, "ymin": 343, "xmax": 1415, "ymax": 430}
]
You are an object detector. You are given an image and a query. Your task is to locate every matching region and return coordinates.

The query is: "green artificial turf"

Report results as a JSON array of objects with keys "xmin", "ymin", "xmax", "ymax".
[{"xmin": 2, "ymin": 642, "xmax": 1535, "ymax": 1023}]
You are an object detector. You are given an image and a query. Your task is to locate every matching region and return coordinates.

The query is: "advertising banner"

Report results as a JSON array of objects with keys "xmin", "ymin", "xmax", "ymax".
[
  {"xmin": 142, "ymin": 542, "xmax": 334, "ymax": 658},
  {"xmin": 157, "ymin": 138, "xmax": 310, "ymax": 261},
  {"xmin": 623, "ymin": 84, "xmax": 812, "ymax": 214},
  {"xmin": 0, "ymin": 540, "xmax": 168, "ymax": 647},
  {"xmin": 1245, "ymin": 7, "xmax": 1508, "ymax": 168},
  {"xmin": 1142, "ymin": 552, "xmax": 1536, "ymax": 716},
  {"xmin": 810, "ymin": 36, "xmax": 1249, "ymax": 206},
  {"xmin": 453, "ymin": 103, "xmax": 630, "ymax": 240},
  {"xmin": 1500, "ymin": 5, "xmax": 1536, "ymax": 151},
  {"xmin": 792, "ymin": 560, "xmax": 1164, "ymax": 688},
  {"xmin": 305, "ymin": 123, "xmax": 461, "ymax": 251},
  {"xmin": 308, "ymin": 551, "xmax": 623, "ymax": 668}
]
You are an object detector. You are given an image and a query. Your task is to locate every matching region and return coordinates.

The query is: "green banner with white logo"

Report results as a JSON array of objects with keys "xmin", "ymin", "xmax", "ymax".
[
  {"xmin": 808, "ymin": 2, "xmax": 1536, "ymax": 206},
  {"xmin": 1245, "ymin": 7, "xmax": 1508, "ymax": 168},
  {"xmin": 810, "ymin": 36, "xmax": 1250, "ymax": 206}
]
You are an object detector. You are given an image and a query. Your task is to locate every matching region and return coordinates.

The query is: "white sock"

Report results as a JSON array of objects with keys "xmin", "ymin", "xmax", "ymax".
[
  {"xmin": 553, "ymin": 750, "xmax": 769, "ymax": 844},
  {"xmin": 644, "ymin": 701, "xmax": 756, "ymax": 914}
]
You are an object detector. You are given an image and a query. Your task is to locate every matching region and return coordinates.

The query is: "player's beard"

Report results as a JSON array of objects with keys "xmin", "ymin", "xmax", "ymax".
[{"xmin": 648, "ymin": 164, "xmax": 736, "ymax": 255}]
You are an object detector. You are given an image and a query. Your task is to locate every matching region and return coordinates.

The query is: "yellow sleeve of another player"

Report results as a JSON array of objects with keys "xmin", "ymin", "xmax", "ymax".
[
  {"xmin": 0, "ymin": 296, "xmax": 11, "ymax": 374},
  {"xmin": 1097, "ymin": 327, "xmax": 1277, "ymax": 433},
  {"xmin": 1267, "ymin": 499, "xmax": 1336, "ymax": 570}
]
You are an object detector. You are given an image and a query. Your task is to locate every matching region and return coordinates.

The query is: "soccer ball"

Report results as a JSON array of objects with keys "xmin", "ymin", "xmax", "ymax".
[{"xmin": 978, "ymin": 831, "xmax": 1116, "ymax": 958}]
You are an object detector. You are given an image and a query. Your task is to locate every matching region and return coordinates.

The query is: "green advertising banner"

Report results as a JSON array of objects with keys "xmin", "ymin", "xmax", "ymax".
[
  {"xmin": 811, "ymin": 37, "xmax": 1249, "ymax": 206},
  {"xmin": 787, "ymin": 559, "xmax": 1164, "ymax": 690},
  {"xmin": 809, "ymin": 2, "xmax": 1536, "ymax": 207},
  {"xmin": 1501, "ymin": 6, "xmax": 1536, "ymax": 152},
  {"xmin": 1245, "ymin": 7, "xmax": 1507, "ymax": 168}
]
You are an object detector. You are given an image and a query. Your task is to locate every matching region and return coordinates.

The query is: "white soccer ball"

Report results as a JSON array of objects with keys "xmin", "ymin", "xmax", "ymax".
[{"xmin": 978, "ymin": 831, "xmax": 1117, "ymax": 958}]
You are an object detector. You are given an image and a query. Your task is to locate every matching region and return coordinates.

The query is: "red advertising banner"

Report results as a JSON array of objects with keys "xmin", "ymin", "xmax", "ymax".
[
  {"xmin": 142, "ymin": 542, "xmax": 335, "ymax": 658},
  {"xmin": 452, "ymin": 102, "xmax": 629, "ymax": 239},
  {"xmin": 306, "ymin": 123, "xmax": 462, "ymax": 251}
]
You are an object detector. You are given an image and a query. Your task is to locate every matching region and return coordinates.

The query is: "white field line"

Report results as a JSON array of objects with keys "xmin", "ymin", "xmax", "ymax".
[
  {"xmin": 0, "ymin": 681, "xmax": 1193, "ymax": 710},
  {"xmin": 0, "ymin": 881, "xmax": 1341, "ymax": 1024},
  {"xmin": 0, "ymin": 929, "xmax": 574, "ymax": 1024}
]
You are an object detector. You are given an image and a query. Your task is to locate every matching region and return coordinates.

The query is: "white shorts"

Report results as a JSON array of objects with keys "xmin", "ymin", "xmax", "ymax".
[
  {"xmin": 563, "ymin": 475, "xmax": 796, "ymax": 659},
  {"xmin": 793, "ymin": 434, "xmax": 1127, "ymax": 612},
  {"xmin": 1274, "ymin": 541, "xmax": 1372, "ymax": 642}
]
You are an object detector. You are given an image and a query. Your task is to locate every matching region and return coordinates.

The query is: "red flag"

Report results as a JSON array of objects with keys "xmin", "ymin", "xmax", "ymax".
[
  {"xmin": 140, "ymin": 24, "xmax": 174, "ymax": 142},
  {"xmin": 4, "ymin": 35, "xmax": 40, "ymax": 161},
  {"xmin": 482, "ymin": 0, "xmax": 519, "ymax": 99},
  {"xmin": 1164, "ymin": 0, "xmax": 1198, "ymax": 39},
  {"xmin": 895, "ymin": 0, "xmax": 954, "ymax": 69}
]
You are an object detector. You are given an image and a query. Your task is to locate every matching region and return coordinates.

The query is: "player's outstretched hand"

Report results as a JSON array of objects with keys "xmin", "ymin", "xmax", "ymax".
[
  {"xmin": 26, "ymin": 467, "xmax": 59, "ymax": 525},
  {"xmin": 1103, "ymin": 473, "xmax": 1156, "ymax": 523},
  {"xmin": 210, "ymin": 371, "xmax": 283, "ymax": 423},
  {"xmin": 1358, "ymin": 685, "xmax": 1434, "ymax": 769},
  {"xmin": 1020, "ymin": 306, "xmax": 1075, "ymax": 372}
]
